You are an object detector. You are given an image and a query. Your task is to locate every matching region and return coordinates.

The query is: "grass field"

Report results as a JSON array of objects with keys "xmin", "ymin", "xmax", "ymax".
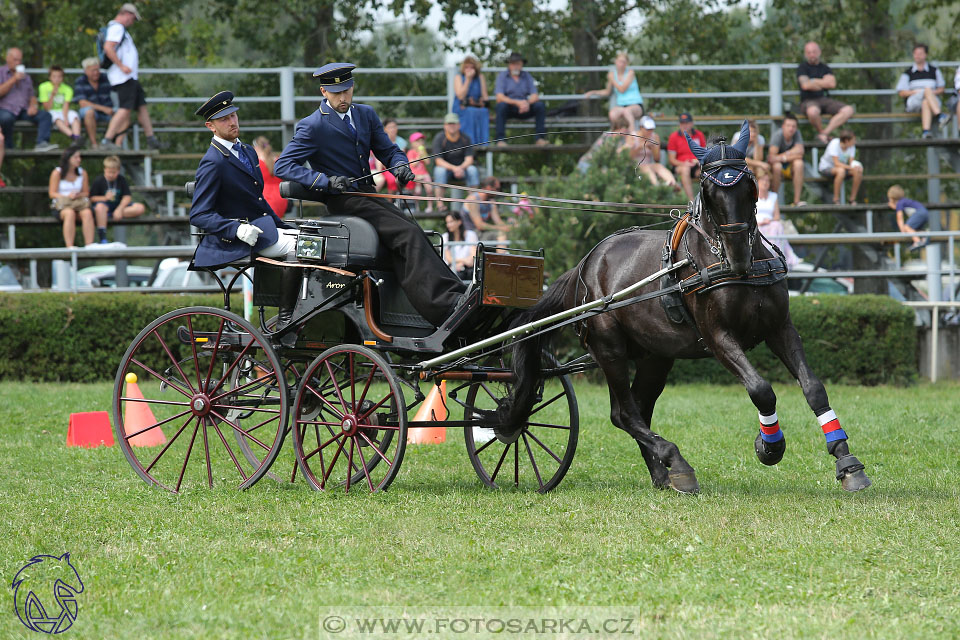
[{"xmin": 2, "ymin": 380, "xmax": 958, "ymax": 639}]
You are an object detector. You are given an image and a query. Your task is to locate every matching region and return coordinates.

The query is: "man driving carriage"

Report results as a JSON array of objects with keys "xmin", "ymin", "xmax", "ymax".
[{"xmin": 273, "ymin": 63, "xmax": 467, "ymax": 327}]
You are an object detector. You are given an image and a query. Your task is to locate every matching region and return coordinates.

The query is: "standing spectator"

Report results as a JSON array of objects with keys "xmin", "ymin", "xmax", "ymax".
[
  {"xmin": 432, "ymin": 113, "xmax": 479, "ymax": 204},
  {"xmin": 100, "ymin": 3, "xmax": 163, "ymax": 150},
  {"xmin": 89, "ymin": 154, "xmax": 145, "ymax": 243},
  {"xmin": 442, "ymin": 212, "xmax": 478, "ymax": 280},
  {"xmin": 754, "ymin": 166, "xmax": 799, "ymax": 268},
  {"xmin": 463, "ymin": 176, "xmax": 510, "ymax": 242},
  {"xmin": 667, "ymin": 112, "xmax": 706, "ymax": 201},
  {"xmin": 453, "ymin": 55, "xmax": 490, "ymax": 145},
  {"xmin": 405, "ymin": 131, "xmax": 435, "ymax": 211},
  {"xmin": 731, "ymin": 119, "xmax": 766, "ymax": 174},
  {"xmin": 48, "ymin": 146, "xmax": 93, "ymax": 247},
  {"xmin": 37, "ymin": 66, "xmax": 82, "ymax": 144},
  {"xmin": 797, "ymin": 41, "xmax": 855, "ymax": 144},
  {"xmin": 494, "ymin": 52, "xmax": 548, "ymax": 146},
  {"xmin": 382, "ymin": 117, "xmax": 407, "ymax": 151},
  {"xmin": 818, "ymin": 130, "xmax": 863, "ymax": 204},
  {"xmin": 896, "ymin": 43, "xmax": 947, "ymax": 139},
  {"xmin": 0, "ymin": 47, "xmax": 56, "ymax": 151},
  {"xmin": 632, "ymin": 116, "xmax": 677, "ymax": 188},
  {"xmin": 584, "ymin": 52, "xmax": 644, "ymax": 135},
  {"xmin": 75, "ymin": 58, "xmax": 114, "ymax": 149},
  {"xmin": 252, "ymin": 136, "xmax": 288, "ymax": 217},
  {"xmin": 767, "ymin": 113, "xmax": 806, "ymax": 206},
  {"xmin": 888, "ymin": 185, "xmax": 931, "ymax": 251}
]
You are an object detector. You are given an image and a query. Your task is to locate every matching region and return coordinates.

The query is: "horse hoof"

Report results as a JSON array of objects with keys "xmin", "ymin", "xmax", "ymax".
[
  {"xmin": 668, "ymin": 471, "xmax": 700, "ymax": 494},
  {"xmin": 841, "ymin": 469, "xmax": 872, "ymax": 492},
  {"xmin": 754, "ymin": 431, "xmax": 786, "ymax": 466}
]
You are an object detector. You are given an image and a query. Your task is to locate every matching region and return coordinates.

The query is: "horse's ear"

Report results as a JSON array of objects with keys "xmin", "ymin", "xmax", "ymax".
[
  {"xmin": 732, "ymin": 120, "xmax": 750, "ymax": 155},
  {"xmin": 684, "ymin": 132, "xmax": 706, "ymax": 163}
]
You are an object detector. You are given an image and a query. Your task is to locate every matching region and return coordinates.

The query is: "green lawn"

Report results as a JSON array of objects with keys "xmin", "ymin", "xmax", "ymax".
[{"xmin": 2, "ymin": 381, "xmax": 958, "ymax": 639}]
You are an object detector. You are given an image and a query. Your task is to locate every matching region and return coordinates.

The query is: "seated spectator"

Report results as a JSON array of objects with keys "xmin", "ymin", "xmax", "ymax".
[
  {"xmin": 0, "ymin": 47, "xmax": 56, "ymax": 151},
  {"xmin": 432, "ymin": 113, "xmax": 479, "ymax": 204},
  {"xmin": 584, "ymin": 52, "xmax": 644, "ymax": 135},
  {"xmin": 632, "ymin": 116, "xmax": 678, "ymax": 188},
  {"xmin": 405, "ymin": 131, "xmax": 435, "ymax": 211},
  {"xmin": 453, "ymin": 56, "xmax": 490, "ymax": 145},
  {"xmin": 382, "ymin": 117, "xmax": 407, "ymax": 151},
  {"xmin": 578, "ymin": 115, "xmax": 631, "ymax": 173},
  {"xmin": 767, "ymin": 113, "xmax": 806, "ymax": 206},
  {"xmin": 48, "ymin": 146, "xmax": 93, "ymax": 247},
  {"xmin": 755, "ymin": 167, "xmax": 799, "ymax": 268},
  {"xmin": 38, "ymin": 65, "xmax": 82, "ymax": 144},
  {"xmin": 463, "ymin": 176, "xmax": 510, "ymax": 242},
  {"xmin": 89, "ymin": 154, "xmax": 144, "ymax": 243},
  {"xmin": 896, "ymin": 43, "xmax": 947, "ymax": 139},
  {"xmin": 796, "ymin": 41, "xmax": 855, "ymax": 144},
  {"xmin": 667, "ymin": 112, "xmax": 705, "ymax": 201},
  {"xmin": 494, "ymin": 52, "xmax": 548, "ymax": 146},
  {"xmin": 818, "ymin": 129, "xmax": 863, "ymax": 204},
  {"xmin": 252, "ymin": 136, "xmax": 288, "ymax": 217},
  {"xmin": 731, "ymin": 119, "xmax": 766, "ymax": 174},
  {"xmin": 442, "ymin": 212, "xmax": 478, "ymax": 280},
  {"xmin": 74, "ymin": 58, "xmax": 114, "ymax": 149},
  {"xmin": 888, "ymin": 184, "xmax": 930, "ymax": 251}
]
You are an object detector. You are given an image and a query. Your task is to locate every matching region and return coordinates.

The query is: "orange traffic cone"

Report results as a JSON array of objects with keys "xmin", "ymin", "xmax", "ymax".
[
  {"xmin": 408, "ymin": 380, "xmax": 447, "ymax": 444},
  {"xmin": 123, "ymin": 373, "xmax": 167, "ymax": 447}
]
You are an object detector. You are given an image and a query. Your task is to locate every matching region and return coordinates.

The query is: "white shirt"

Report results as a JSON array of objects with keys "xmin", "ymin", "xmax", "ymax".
[
  {"xmin": 213, "ymin": 135, "xmax": 244, "ymax": 160},
  {"xmin": 105, "ymin": 21, "xmax": 139, "ymax": 86},
  {"xmin": 895, "ymin": 63, "xmax": 945, "ymax": 93},
  {"xmin": 818, "ymin": 138, "xmax": 856, "ymax": 172},
  {"xmin": 756, "ymin": 191, "xmax": 777, "ymax": 224},
  {"xmin": 325, "ymin": 100, "xmax": 354, "ymax": 121},
  {"xmin": 954, "ymin": 67, "xmax": 960, "ymax": 91}
]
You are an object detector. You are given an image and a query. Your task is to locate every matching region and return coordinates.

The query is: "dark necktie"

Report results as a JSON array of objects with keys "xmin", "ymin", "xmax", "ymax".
[
  {"xmin": 235, "ymin": 142, "xmax": 254, "ymax": 173},
  {"xmin": 344, "ymin": 113, "xmax": 358, "ymax": 139}
]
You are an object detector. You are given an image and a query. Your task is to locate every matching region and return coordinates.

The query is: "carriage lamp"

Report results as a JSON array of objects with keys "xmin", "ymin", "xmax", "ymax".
[{"xmin": 296, "ymin": 234, "xmax": 327, "ymax": 262}]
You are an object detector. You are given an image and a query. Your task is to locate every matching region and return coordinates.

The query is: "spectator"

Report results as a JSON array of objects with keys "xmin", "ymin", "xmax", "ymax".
[
  {"xmin": 494, "ymin": 51, "xmax": 548, "ymax": 146},
  {"xmin": 797, "ymin": 41, "xmax": 855, "ymax": 144},
  {"xmin": 584, "ymin": 52, "xmax": 644, "ymax": 135},
  {"xmin": 75, "ymin": 58, "xmax": 114, "ymax": 149},
  {"xmin": 667, "ymin": 112, "xmax": 706, "ymax": 201},
  {"xmin": 442, "ymin": 212, "xmax": 478, "ymax": 280},
  {"xmin": 896, "ymin": 43, "xmax": 947, "ymax": 139},
  {"xmin": 818, "ymin": 129, "xmax": 863, "ymax": 204},
  {"xmin": 252, "ymin": 136, "xmax": 288, "ymax": 217},
  {"xmin": 382, "ymin": 117, "xmax": 407, "ymax": 151},
  {"xmin": 755, "ymin": 166, "xmax": 800, "ymax": 268},
  {"xmin": 767, "ymin": 113, "xmax": 806, "ymax": 207},
  {"xmin": 37, "ymin": 65, "xmax": 82, "ymax": 144},
  {"xmin": 48, "ymin": 146, "xmax": 93, "ymax": 247},
  {"xmin": 100, "ymin": 3, "xmax": 163, "ymax": 150},
  {"xmin": 632, "ymin": 116, "xmax": 677, "ymax": 188},
  {"xmin": 954, "ymin": 67, "xmax": 960, "ymax": 123},
  {"xmin": 0, "ymin": 47, "xmax": 56, "ymax": 151},
  {"xmin": 453, "ymin": 55, "xmax": 490, "ymax": 145},
  {"xmin": 463, "ymin": 175, "xmax": 510, "ymax": 242},
  {"xmin": 578, "ymin": 115, "xmax": 631, "ymax": 173},
  {"xmin": 888, "ymin": 184, "xmax": 931, "ymax": 251},
  {"xmin": 0, "ymin": 131, "xmax": 5, "ymax": 187},
  {"xmin": 89, "ymin": 154, "xmax": 144, "ymax": 243},
  {"xmin": 731, "ymin": 119, "xmax": 766, "ymax": 174},
  {"xmin": 405, "ymin": 131, "xmax": 435, "ymax": 211},
  {"xmin": 432, "ymin": 113, "xmax": 479, "ymax": 204}
]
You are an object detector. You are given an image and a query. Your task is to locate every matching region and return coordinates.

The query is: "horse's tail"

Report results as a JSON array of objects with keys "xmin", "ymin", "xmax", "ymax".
[{"xmin": 490, "ymin": 267, "xmax": 577, "ymax": 432}]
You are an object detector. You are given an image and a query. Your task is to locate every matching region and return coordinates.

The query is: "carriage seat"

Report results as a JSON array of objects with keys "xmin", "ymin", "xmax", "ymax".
[{"xmin": 297, "ymin": 216, "xmax": 390, "ymax": 268}]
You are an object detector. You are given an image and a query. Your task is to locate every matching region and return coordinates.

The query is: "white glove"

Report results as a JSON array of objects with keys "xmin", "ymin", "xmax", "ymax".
[{"xmin": 236, "ymin": 223, "xmax": 261, "ymax": 246}]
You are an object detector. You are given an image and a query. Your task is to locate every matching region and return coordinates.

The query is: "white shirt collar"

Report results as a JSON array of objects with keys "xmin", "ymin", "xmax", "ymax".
[
  {"xmin": 324, "ymin": 100, "xmax": 353, "ymax": 120},
  {"xmin": 213, "ymin": 134, "xmax": 241, "ymax": 150},
  {"xmin": 911, "ymin": 62, "xmax": 929, "ymax": 72}
]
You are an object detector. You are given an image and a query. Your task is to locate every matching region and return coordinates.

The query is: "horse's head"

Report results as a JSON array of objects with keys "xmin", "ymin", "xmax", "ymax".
[{"xmin": 685, "ymin": 121, "xmax": 758, "ymax": 275}]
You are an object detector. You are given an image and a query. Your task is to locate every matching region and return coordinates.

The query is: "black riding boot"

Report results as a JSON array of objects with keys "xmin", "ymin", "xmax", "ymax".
[{"xmin": 275, "ymin": 267, "xmax": 301, "ymax": 347}]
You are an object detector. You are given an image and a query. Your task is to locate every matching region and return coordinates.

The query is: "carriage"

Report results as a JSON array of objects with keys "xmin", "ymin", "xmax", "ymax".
[{"xmin": 112, "ymin": 181, "xmax": 581, "ymax": 494}]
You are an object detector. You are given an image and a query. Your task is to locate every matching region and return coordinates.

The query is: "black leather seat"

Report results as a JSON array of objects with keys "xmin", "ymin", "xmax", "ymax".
[{"xmin": 299, "ymin": 216, "xmax": 389, "ymax": 268}]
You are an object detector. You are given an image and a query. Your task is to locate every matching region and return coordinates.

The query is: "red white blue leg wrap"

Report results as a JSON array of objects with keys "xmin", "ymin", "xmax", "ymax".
[
  {"xmin": 759, "ymin": 411, "xmax": 784, "ymax": 443},
  {"xmin": 817, "ymin": 409, "xmax": 847, "ymax": 443}
]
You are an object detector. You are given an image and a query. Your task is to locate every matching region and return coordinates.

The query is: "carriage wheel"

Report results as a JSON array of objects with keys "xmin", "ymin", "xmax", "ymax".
[
  {"xmin": 113, "ymin": 306, "xmax": 288, "ymax": 492},
  {"xmin": 462, "ymin": 354, "xmax": 579, "ymax": 492},
  {"xmin": 292, "ymin": 345, "xmax": 407, "ymax": 493}
]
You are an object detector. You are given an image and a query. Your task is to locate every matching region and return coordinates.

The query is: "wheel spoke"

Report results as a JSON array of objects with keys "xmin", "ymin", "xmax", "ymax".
[
  {"xmin": 124, "ymin": 408, "xmax": 191, "ymax": 440},
  {"xmin": 472, "ymin": 434, "xmax": 498, "ymax": 456},
  {"xmin": 320, "ymin": 435, "xmax": 349, "ymax": 489},
  {"xmin": 489, "ymin": 442, "xmax": 511, "ymax": 484},
  {"xmin": 129, "ymin": 357, "xmax": 192, "ymax": 398},
  {"xmin": 353, "ymin": 436, "xmax": 376, "ymax": 492},
  {"xmin": 145, "ymin": 415, "xmax": 194, "ymax": 473},
  {"xmin": 526, "ymin": 421, "xmax": 571, "ymax": 430},
  {"xmin": 358, "ymin": 430, "xmax": 394, "ymax": 468},
  {"xmin": 211, "ymin": 372, "xmax": 279, "ymax": 404},
  {"xmin": 528, "ymin": 391, "xmax": 566, "ymax": 417},
  {"xmin": 202, "ymin": 418, "xmax": 214, "ymax": 488},
  {"xmin": 210, "ymin": 410, "xmax": 273, "ymax": 452},
  {"xmin": 345, "ymin": 438, "xmax": 356, "ymax": 492},
  {"xmin": 349, "ymin": 352, "xmax": 356, "ymax": 410},
  {"xmin": 479, "ymin": 381, "xmax": 500, "ymax": 403},
  {"xmin": 211, "ymin": 420, "xmax": 249, "ymax": 481},
  {"xmin": 325, "ymin": 360, "xmax": 350, "ymax": 415},
  {"xmin": 305, "ymin": 380, "xmax": 345, "ymax": 419},
  {"xmin": 186, "ymin": 316, "xmax": 202, "ymax": 390},
  {"xmin": 358, "ymin": 392, "xmax": 393, "ymax": 422},
  {"xmin": 514, "ymin": 439, "xmax": 519, "ymax": 486},
  {"xmin": 301, "ymin": 427, "xmax": 343, "ymax": 461},
  {"xmin": 525, "ymin": 429, "xmax": 564, "ymax": 464},
  {"xmin": 175, "ymin": 419, "xmax": 202, "ymax": 493},
  {"xmin": 202, "ymin": 317, "xmax": 227, "ymax": 387},
  {"xmin": 206, "ymin": 338, "xmax": 259, "ymax": 398},
  {"xmin": 355, "ymin": 364, "xmax": 377, "ymax": 412},
  {"xmin": 152, "ymin": 330, "xmax": 197, "ymax": 395},
  {"xmin": 522, "ymin": 433, "xmax": 544, "ymax": 491}
]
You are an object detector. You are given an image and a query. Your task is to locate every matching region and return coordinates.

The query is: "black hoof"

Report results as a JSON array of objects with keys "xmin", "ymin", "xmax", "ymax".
[
  {"xmin": 836, "ymin": 454, "xmax": 872, "ymax": 492},
  {"xmin": 754, "ymin": 432, "xmax": 786, "ymax": 466},
  {"xmin": 668, "ymin": 471, "xmax": 700, "ymax": 494}
]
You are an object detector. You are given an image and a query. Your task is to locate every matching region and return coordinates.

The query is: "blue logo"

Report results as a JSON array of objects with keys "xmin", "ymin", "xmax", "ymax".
[{"xmin": 12, "ymin": 553, "xmax": 84, "ymax": 634}]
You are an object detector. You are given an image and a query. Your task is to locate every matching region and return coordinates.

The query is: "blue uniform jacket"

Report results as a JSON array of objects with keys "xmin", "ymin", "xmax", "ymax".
[
  {"xmin": 190, "ymin": 139, "xmax": 292, "ymax": 268},
  {"xmin": 274, "ymin": 100, "xmax": 407, "ymax": 191}
]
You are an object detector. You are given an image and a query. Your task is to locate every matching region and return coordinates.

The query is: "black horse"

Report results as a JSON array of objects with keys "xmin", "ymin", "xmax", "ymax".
[{"xmin": 498, "ymin": 121, "xmax": 871, "ymax": 494}]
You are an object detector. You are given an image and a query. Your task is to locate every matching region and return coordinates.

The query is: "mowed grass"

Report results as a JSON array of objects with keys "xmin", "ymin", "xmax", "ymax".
[{"xmin": 1, "ymin": 380, "xmax": 958, "ymax": 639}]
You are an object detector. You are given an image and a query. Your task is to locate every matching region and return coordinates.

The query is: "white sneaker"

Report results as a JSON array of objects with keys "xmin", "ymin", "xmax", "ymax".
[{"xmin": 34, "ymin": 142, "xmax": 58, "ymax": 152}]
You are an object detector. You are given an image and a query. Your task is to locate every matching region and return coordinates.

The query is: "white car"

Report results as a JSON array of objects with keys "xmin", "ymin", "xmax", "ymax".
[{"xmin": 0, "ymin": 263, "xmax": 23, "ymax": 291}]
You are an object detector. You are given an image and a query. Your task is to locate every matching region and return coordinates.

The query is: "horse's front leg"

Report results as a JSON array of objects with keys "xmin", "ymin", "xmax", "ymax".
[{"xmin": 765, "ymin": 319, "xmax": 871, "ymax": 492}]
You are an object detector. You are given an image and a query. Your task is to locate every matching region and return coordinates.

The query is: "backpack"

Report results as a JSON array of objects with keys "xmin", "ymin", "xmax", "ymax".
[{"xmin": 95, "ymin": 23, "xmax": 126, "ymax": 69}]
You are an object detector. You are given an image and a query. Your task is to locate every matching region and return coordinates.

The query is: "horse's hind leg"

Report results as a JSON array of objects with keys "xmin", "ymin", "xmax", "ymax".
[
  {"xmin": 765, "ymin": 320, "xmax": 871, "ymax": 492},
  {"xmin": 631, "ymin": 355, "xmax": 675, "ymax": 489}
]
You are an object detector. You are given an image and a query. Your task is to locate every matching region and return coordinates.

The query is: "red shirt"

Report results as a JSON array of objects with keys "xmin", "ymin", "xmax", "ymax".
[
  {"xmin": 667, "ymin": 128, "xmax": 706, "ymax": 163},
  {"xmin": 258, "ymin": 158, "xmax": 289, "ymax": 218}
]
